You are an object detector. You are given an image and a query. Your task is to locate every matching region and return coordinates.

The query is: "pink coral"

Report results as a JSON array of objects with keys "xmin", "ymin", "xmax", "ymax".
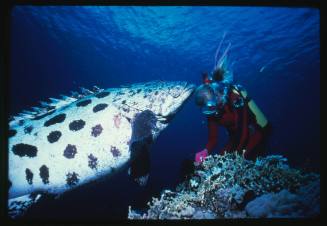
[{"xmin": 114, "ymin": 114, "xmax": 121, "ymax": 128}]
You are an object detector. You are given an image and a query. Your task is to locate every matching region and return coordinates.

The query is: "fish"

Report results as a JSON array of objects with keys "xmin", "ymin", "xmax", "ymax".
[{"xmin": 8, "ymin": 80, "xmax": 195, "ymax": 218}]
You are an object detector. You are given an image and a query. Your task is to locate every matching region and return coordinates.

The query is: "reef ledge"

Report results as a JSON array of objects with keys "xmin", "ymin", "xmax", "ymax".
[{"xmin": 128, "ymin": 152, "xmax": 320, "ymax": 219}]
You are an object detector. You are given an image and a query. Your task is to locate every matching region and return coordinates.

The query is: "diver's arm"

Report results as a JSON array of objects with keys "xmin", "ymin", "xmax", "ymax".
[
  {"xmin": 205, "ymin": 116, "xmax": 218, "ymax": 154},
  {"xmin": 237, "ymin": 105, "xmax": 249, "ymax": 151}
]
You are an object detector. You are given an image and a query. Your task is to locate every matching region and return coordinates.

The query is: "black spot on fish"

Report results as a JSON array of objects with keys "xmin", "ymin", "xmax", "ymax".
[
  {"xmin": 122, "ymin": 100, "xmax": 126, "ymax": 104},
  {"xmin": 110, "ymin": 146, "xmax": 121, "ymax": 157},
  {"xmin": 47, "ymin": 131, "xmax": 62, "ymax": 143},
  {"xmin": 33, "ymin": 132, "xmax": 38, "ymax": 136},
  {"xmin": 33, "ymin": 110, "xmax": 56, "ymax": 120},
  {"xmin": 91, "ymin": 124, "xmax": 103, "ymax": 137},
  {"xmin": 137, "ymin": 89, "xmax": 142, "ymax": 93},
  {"xmin": 63, "ymin": 144, "xmax": 77, "ymax": 159},
  {"xmin": 44, "ymin": 113, "xmax": 66, "ymax": 127},
  {"xmin": 69, "ymin": 119, "xmax": 85, "ymax": 131},
  {"xmin": 143, "ymin": 95, "xmax": 147, "ymax": 98},
  {"xmin": 39, "ymin": 165, "xmax": 49, "ymax": 184},
  {"xmin": 148, "ymin": 89, "xmax": 152, "ymax": 93},
  {"xmin": 9, "ymin": 129, "xmax": 17, "ymax": 138},
  {"xmin": 122, "ymin": 107, "xmax": 130, "ymax": 113},
  {"xmin": 88, "ymin": 154, "xmax": 98, "ymax": 170},
  {"xmin": 93, "ymin": 103, "xmax": 108, "ymax": 113},
  {"xmin": 95, "ymin": 91, "xmax": 110, "ymax": 98},
  {"xmin": 125, "ymin": 117, "xmax": 131, "ymax": 123},
  {"xmin": 25, "ymin": 168, "xmax": 33, "ymax": 185},
  {"xmin": 12, "ymin": 143, "xmax": 38, "ymax": 157},
  {"xmin": 66, "ymin": 172, "xmax": 79, "ymax": 186},
  {"xmin": 155, "ymin": 91, "xmax": 159, "ymax": 95},
  {"xmin": 18, "ymin": 120, "xmax": 25, "ymax": 126},
  {"xmin": 24, "ymin": 125, "xmax": 33, "ymax": 134},
  {"xmin": 76, "ymin": 99, "xmax": 92, "ymax": 107}
]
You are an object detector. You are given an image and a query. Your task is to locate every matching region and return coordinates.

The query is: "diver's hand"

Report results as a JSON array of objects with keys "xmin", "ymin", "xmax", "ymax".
[{"xmin": 195, "ymin": 149, "xmax": 208, "ymax": 164}]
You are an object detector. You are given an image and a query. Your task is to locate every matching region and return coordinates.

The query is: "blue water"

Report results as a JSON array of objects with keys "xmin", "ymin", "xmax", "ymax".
[{"xmin": 10, "ymin": 6, "xmax": 320, "ymax": 220}]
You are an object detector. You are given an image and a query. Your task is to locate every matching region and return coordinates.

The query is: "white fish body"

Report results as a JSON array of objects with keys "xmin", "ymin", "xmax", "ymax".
[{"xmin": 8, "ymin": 80, "xmax": 195, "ymax": 218}]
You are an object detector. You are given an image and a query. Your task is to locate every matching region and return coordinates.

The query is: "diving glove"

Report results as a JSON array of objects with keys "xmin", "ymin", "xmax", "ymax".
[{"xmin": 195, "ymin": 149, "xmax": 208, "ymax": 164}]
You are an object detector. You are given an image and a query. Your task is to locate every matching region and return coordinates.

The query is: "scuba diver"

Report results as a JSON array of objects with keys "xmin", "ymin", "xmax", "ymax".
[{"xmin": 194, "ymin": 35, "xmax": 271, "ymax": 163}]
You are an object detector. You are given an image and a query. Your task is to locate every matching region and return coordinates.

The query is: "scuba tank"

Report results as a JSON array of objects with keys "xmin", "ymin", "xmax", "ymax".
[
  {"xmin": 204, "ymin": 45, "xmax": 268, "ymax": 128},
  {"xmin": 231, "ymin": 85, "xmax": 268, "ymax": 128}
]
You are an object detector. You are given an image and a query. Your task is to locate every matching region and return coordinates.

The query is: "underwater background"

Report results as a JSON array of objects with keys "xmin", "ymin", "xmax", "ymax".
[{"xmin": 9, "ymin": 6, "xmax": 320, "ymax": 220}]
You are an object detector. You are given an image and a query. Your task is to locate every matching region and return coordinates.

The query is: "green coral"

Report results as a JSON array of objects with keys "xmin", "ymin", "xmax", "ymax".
[{"xmin": 128, "ymin": 152, "xmax": 319, "ymax": 219}]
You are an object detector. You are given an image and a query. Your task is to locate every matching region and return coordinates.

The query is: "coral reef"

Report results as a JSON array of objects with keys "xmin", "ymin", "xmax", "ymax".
[{"xmin": 128, "ymin": 152, "xmax": 319, "ymax": 219}]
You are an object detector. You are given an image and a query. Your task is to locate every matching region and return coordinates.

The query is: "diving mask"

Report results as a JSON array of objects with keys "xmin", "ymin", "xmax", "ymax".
[
  {"xmin": 202, "ymin": 100, "xmax": 217, "ymax": 115},
  {"xmin": 201, "ymin": 100, "xmax": 225, "ymax": 117},
  {"xmin": 195, "ymin": 82, "xmax": 230, "ymax": 116}
]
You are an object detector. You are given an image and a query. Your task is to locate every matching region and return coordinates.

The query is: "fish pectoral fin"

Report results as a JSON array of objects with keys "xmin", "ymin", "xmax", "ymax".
[
  {"xmin": 8, "ymin": 193, "xmax": 42, "ymax": 219},
  {"xmin": 128, "ymin": 167, "xmax": 149, "ymax": 186},
  {"xmin": 129, "ymin": 141, "xmax": 151, "ymax": 186},
  {"xmin": 134, "ymin": 174, "xmax": 149, "ymax": 186},
  {"xmin": 127, "ymin": 167, "xmax": 132, "ymax": 176}
]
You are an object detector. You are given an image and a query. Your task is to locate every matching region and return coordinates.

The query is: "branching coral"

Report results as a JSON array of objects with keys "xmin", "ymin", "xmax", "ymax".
[{"xmin": 128, "ymin": 152, "xmax": 319, "ymax": 219}]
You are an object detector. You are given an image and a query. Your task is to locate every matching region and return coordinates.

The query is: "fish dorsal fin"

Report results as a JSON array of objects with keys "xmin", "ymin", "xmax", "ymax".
[{"xmin": 9, "ymin": 86, "xmax": 104, "ymax": 125}]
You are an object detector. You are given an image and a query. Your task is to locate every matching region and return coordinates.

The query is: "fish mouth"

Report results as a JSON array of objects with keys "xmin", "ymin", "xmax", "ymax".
[
  {"xmin": 183, "ymin": 83, "xmax": 196, "ymax": 94},
  {"xmin": 119, "ymin": 81, "xmax": 195, "ymax": 124},
  {"xmin": 158, "ymin": 114, "xmax": 174, "ymax": 124},
  {"xmin": 168, "ymin": 82, "xmax": 195, "ymax": 98},
  {"xmin": 158, "ymin": 83, "xmax": 195, "ymax": 124}
]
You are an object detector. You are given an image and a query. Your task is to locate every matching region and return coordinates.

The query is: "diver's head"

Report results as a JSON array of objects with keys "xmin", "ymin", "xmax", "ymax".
[
  {"xmin": 202, "ymin": 67, "xmax": 225, "ymax": 85},
  {"xmin": 194, "ymin": 84, "xmax": 217, "ymax": 115},
  {"xmin": 202, "ymin": 72, "xmax": 210, "ymax": 84},
  {"xmin": 212, "ymin": 67, "xmax": 225, "ymax": 82},
  {"xmin": 194, "ymin": 82, "xmax": 230, "ymax": 116}
]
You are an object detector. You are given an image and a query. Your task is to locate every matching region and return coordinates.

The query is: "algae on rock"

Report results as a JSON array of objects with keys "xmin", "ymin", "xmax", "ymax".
[{"xmin": 128, "ymin": 152, "xmax": 320, "ymax": 219}]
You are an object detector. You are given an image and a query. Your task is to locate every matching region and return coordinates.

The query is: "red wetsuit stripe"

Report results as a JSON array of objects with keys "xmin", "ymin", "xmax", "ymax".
[
  {"xmin": 204, "ymin": 87, "xmax": 268, "ymax": 159},
  {"xmin": 205, "ymin": 116, "xmax": 218, "ymax": 154},
  {"xmin": 237, "ymin": 105, "xmax": 249, "ymax": 151}
]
